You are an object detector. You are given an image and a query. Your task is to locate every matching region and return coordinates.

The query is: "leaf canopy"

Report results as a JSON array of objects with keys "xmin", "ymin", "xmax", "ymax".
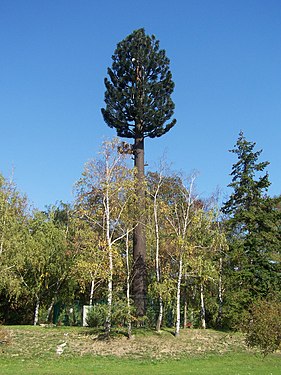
[{"xmin": 101, "ymin": 28, "xmax": 176, "ymax": 139}]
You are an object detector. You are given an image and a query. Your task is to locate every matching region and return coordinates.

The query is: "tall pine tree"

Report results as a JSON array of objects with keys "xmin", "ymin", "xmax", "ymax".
[
  {"xmin": 222, "ymin": 131, "xmax": 281, "ymax": 327},
  {"xmin": 101, "ymin": 28, "xmax": 176, "ymax": 316}
]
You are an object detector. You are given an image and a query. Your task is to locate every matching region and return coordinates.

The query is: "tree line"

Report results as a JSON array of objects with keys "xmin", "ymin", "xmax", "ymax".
[{"xmin": 0, "ymin": 133, "xmax": 280, "ymax": 336}]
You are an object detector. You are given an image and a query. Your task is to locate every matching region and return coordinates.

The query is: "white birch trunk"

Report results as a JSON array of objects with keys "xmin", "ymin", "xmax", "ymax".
[
  {"xmin": 200, "ymin": 283, "xmax": 206, "ymax": 329},
  {"xmin": 175, "ymin": 256, "xmax": 183, "ymax": 337},
  {"xmin": 125, "ymin": 230, "xmax": 132, "ymax": 338},
  {"xmin": 46, "ymin": 298, "xmax": 55, "ymax": 323},
  {"xmin": 156, "ymin": 296, "xmax": 163, "ymax": 332},
  {"xmin": 106, "ymin": 249, "xmax": 113, "ymax": 334},
  {"xmin": 217, "ymin": 256, "xmax": 223, "ymax": 326},
  {"xmin": 105, "ymin": 161, "xmax": 113, "ymax": 335},
  {"xmin": 154, "ymin": 192, "xmax": 163, "ymax": 332},
  {"xmin": 34, "ymin": 296, "xmax": 40, "ymax": 326},
  {"xmin": 90, "ymin": 279, "xmax": 95, "ymax": 306}
]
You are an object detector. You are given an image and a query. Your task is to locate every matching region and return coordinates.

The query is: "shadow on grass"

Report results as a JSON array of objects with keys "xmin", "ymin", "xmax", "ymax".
[
  {"xmin": 80, "ymin": 327, "xmax": 130, "ymax": 341},
  {"xmin": 81, "ymin": 326, "xmax": 174, "ymax": 341}
]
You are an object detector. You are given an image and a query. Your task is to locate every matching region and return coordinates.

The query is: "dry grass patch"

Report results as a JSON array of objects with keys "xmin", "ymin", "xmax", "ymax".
[
  {"xmin": 1, "ymin": 326, "xmax": 249, "ymax": 360},
  {"xmin": 0, "ymin": 326, "xmax": 11, "ymax": 347}
]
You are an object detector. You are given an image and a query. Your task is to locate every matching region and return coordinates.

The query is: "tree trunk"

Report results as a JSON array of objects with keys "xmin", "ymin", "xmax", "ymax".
[
  {"xmin": 46, "ymin": 298, "xmax": 55, "ymax": 323},
  {"xmin": 175, "ymin": 256, "xmax": 183, "ymax": 337},
  {"xmin": 46, "ymin": 281, "xmax": 63, "ymax": 323},
  {"xmin": 154, "ymin": 191, "xmax": 163, "ymax": 332},
  {"xmin": 133, "ymin": 135, "xmax": 146, "ymax": 317},
  {"xmin": 105, "ymin": 164, "xmax": 113, "ymax": 336},
  {"xmin": 200, "ymin": 283, "xmax": 206, "ymax": 329},
  {"xmin": 156, "ymin": 296, "xmax": 163, "ymax": 332},
  {"xmin": 183, "ymin": 296, "xmax": 188, "ymax": 329},
  {"xmin": 34, "ymin": 296, "xmax": 40, "ymax": 326},
  {"xmin": 126, "ymin": 231, "xmax": 132, "ymax": 338},
  {"xmin": 217, "ymin": 257, "xmax": 223, "ymax": 327},
  {"xmin": 183, "ymin": 274, "xmax": 188, "ymax": 329},
  {"xmin": 90, "ymin": 279, "xmax": 95, "ymax": 306},
  {"xmin": 106, "ymin": 248, "xmax": 113, "ymax": 335}
]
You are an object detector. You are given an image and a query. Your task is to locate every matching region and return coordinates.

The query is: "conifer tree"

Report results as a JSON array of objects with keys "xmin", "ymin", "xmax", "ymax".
[
  {"xmin": 222, "ymin": 131, "xmax": 281, "ymax": 326},
  {"xmin": 101, "ymin": 28, "xmax": 176, "ymax": 315}
]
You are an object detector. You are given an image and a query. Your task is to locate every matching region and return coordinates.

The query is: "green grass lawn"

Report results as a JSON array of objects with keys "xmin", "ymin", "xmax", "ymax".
[
  {"xmin": 0, "ymin": 326, "xmax": 280, "ymax": 374},
  {"xmin": 1, "ymin": 354, "xmax": 280, "ymax": 375}
]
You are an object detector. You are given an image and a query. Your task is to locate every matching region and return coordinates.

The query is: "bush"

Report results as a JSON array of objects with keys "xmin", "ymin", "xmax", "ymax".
[
  {"xmin": 111, "ymin": 299, "xmax": 128, "ymax": 327},
  {"xmin": 86, "ymin": 299, "xmax": 137, "ymax": 329},
  {"xmin": 242, "ymin": 299, "xmax": 281, "ymax": 356},
  {"xmin": 86, "ymin": 304, "xmax": 107, "ymax": 328}
]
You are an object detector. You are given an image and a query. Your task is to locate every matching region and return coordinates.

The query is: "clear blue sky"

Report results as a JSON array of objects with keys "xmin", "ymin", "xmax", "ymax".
[{"xmin": 1, "ymin": 0, "xmax": 281, "ymax": 209}]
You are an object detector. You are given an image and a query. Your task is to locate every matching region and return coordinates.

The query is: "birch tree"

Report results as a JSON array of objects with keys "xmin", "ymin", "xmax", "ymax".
[
  {"xmin": 147, "ymin": 171, "xmax": 164, "ymax": 331},
  {"xmin": 164, "ymin": 174, "xmax": 198, "ymax": 337},
  {"xmin": 75, "ymin": 138, "xmax": 135, "ymax": 335}
]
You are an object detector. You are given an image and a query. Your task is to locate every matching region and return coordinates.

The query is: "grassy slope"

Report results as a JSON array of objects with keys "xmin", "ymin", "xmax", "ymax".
[{"xmin": 0, "ymin": 326, "xmax": 280, "ymax": 374}]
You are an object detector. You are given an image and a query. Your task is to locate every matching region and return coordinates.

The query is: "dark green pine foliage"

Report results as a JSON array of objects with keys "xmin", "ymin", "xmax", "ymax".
[
  {"xmin": 101, "ymin": 28, "xmax": 176, "ymax": 317},
  {"xmin": 222, "ymin": 131, "xmax": 281, "ymax": 327},
  {"xmin": 101, "ymin": 28, "xmax": 176, "ymax": 139}
]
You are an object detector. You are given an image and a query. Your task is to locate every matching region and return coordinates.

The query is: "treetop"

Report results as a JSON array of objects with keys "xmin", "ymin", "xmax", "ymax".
[{"xmin": 101, "ymin": 28, "xmax": 176, "ymax": 140}]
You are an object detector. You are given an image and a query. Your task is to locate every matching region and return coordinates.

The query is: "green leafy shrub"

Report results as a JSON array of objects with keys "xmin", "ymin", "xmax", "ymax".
[
  {"xmin": 86, "ymin": 304, "xmax": 107, "ymax": 328},
  {"xmin": 242, "ymin": 299, "xmax": 281, "ymax": 356},
  {"xmin": 111, "ymin": 298, "xmax": 131, "ymax": 327},
  {"xmin": 86, "ymin": 298, "xmax": 137, "ymax": 329}
]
